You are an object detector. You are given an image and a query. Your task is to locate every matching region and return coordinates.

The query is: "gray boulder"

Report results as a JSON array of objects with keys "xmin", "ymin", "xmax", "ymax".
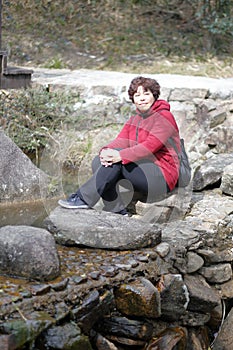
[
  {"xmin": 192, "ymin": 153, "xmax": 233, "ymax": 191},
  {"xmin": 186, "ymin": 190, "xmax": 233, "ymax": 234},
  {"xmin": 0, "ymin": 131, "xmax": 50, "ymax": 203},
  {"xmin": 0, "ymin": 225, "xmax": 60, "ymax": 281},
  {"xmin": 205, "ymin": 124, "xmax": 233, "ymax": 154},
  {"xmin": 184, "ymin": 274, "xmax": 221, "ymax": 313},
  {"xmin": 199, "ymin": 263, "xmax": 232, "ymax": 284},
  {"xmin": 44, "ymin": 207, "xmax": 161, "ymax": 250}
]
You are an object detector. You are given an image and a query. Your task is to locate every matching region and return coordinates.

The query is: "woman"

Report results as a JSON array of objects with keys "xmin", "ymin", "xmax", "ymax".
[{"xmin": 58, "ymin": 76, "xmax": 181, "ymax": 216}]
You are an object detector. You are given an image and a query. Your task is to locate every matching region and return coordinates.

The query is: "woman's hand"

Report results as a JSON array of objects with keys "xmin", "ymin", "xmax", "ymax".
[{"xmin": 100, "ymin": 148, "xmax": 122, "ymax": 167}]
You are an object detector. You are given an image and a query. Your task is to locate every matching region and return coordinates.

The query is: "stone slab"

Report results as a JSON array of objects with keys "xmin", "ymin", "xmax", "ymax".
[
  {"xmin": 31, "ymin": 68, "xmax": 233, "ymax": 99},
  {"xmin": 44, "ymin": 206, "xmax": 162, "ymax": 250}
]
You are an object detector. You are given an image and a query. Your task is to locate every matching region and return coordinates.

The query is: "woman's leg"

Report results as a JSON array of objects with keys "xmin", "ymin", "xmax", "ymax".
[
  {"xmin": 77, "ymin": 157, "xmax": 126, "ymax": 212},
  {"xmin": 78, "ymin": 157, "xmax": 168, "ymax": 209},
  {"xmin": 60, "ymin": 155, "xmax": 168, "ymax": 211},
  {"xmin": 121, "ymin": 160, "xmax": 169, "ymax": 203}
]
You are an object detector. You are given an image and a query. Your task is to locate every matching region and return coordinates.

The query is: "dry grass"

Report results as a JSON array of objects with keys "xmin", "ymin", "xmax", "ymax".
[{"xmin": 2, "ymin": 0, "xmax": 233, "ymax": 77}]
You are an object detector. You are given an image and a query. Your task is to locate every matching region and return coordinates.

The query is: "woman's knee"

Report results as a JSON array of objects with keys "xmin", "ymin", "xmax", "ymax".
[{"xmin": 91, "ymin": 155, "xmax": 101, "ymax": 173}]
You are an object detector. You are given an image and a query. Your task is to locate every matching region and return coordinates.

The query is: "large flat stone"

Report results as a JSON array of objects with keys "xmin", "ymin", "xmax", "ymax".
[{"xmin": 44, "ymin": 207, "xmax": 161, "ymax": 250}]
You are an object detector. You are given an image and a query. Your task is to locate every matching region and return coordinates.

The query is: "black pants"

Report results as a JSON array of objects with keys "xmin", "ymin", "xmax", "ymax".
[{"xmin": 76, "ymin": 156, "xmax": 169, "ymax": 213}]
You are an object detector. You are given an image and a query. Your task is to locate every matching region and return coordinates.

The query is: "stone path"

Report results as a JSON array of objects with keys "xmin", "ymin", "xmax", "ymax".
[{"xmin": 31, "ymin": 68, "xmax": 233, "ymax": 98}]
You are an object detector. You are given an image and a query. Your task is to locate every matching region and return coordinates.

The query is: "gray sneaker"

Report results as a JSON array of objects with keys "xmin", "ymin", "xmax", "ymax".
[
  {"xmin": 117, "ymin": 208, "xmax": 130, "ymax": 217},
  {"xmin": 58, "ymin": 194, "xmax": 89, "ymax": 209}
]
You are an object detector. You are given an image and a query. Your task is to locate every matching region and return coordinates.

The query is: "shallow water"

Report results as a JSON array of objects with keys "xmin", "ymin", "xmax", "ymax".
[{"xmin": 0, "ymin": 198, "xmax": 59, "ymax": 228}]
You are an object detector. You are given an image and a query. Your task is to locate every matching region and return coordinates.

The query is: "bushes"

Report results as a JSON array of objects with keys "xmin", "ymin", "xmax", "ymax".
[
  {"xmin": 194, "ymin": 0, "xmax": 233, "ymax": 50},
  {"xmin": 0, "ymin": 87, "xmax": 81, "ymax": 157}
]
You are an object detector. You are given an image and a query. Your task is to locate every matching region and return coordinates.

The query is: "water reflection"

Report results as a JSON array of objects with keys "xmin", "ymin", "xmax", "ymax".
[
  {"xmin": 0, "ymin": 166, "xmax": 89, "ymax": 228},
  {"xmin": 0, "ymin": 198, "xmax": 59, "ymax": 228}
]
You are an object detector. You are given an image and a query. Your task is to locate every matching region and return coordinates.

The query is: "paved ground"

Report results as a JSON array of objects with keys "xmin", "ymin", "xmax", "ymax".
[{"xmin": 31, "ymin": 68, "xmax": 233, "ymax": 98}]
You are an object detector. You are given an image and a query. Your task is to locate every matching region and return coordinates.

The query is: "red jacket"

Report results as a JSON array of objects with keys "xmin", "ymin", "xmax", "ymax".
[{"xmin": 103, "ymin": 100, "xmax": 181, "ymax": 190}]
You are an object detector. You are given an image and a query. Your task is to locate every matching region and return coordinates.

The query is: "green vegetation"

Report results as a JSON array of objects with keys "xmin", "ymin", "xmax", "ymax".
[
  {"xmin": 2, "ymin": 0, "xmax": 233, "ymax": 77},
  {"xmin": 0, "ymin": 88, "xmax": 82, "ymax": 160},
  {"xmin": 43, "ymin": 56, "xmax": 67, "ymax": 69}
]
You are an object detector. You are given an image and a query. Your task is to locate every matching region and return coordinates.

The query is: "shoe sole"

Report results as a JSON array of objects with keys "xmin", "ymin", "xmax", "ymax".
[{"xmin": 58, "ymin": 200, "xmax": 89, "ymax": 209}]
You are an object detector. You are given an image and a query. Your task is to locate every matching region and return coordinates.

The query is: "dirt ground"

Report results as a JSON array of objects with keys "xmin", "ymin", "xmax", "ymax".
[{"xmin": 2, "ymin": 1, "xmax": 233, "ymax": 77}]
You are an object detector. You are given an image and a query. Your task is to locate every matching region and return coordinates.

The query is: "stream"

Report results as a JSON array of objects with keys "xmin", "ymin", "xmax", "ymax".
[{"xmin": 0, "ymin": 199, "xmax": 57, "ymax": 228}]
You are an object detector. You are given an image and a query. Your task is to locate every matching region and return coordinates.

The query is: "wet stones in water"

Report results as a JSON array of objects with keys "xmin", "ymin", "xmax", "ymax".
[
  {"xmin": 29, "ymin": 284, "xmax": 51, "ymax": 296},
  {"xmin": 94, "ymin": 332, "xmax": 118, "ymax": 350},
  {"xmin": 74, "ymin": 290, "xmax": 100, "ymax": 318},
  {"xmin": 114, "ymin": 277, "xmax": 161, "ymax": 318},
  {"xmin": 71, "ymin": 290, "xmax": 115, "ymax": 334},
  {"xmin": 72, "ymin": 274, "xmax": 88, "ymax": 284},
  {"xmin": 103, "ymin": 335, "xmax": 146, "ymax": 347},
  {"xmin": 100, "ymin": 265, "xmax": 118, "ymax": 277},
  {"xmin": 0, "ymin": 312, "xmax": 55, "ymax": 350},
  {"xmin": 50, "ymin": 277, "xmax": 69, "ymax": 292},
  {"xmin": 54, "ymin": 302, "xmax": 70, "ymax": 323},
  {"xmin": 145, "ymin": 326, "xmax": 187, "ymax": 350},
  {"xmin": 96, "ymin": 316, "xmax": 153, "ymax": 341},
  {"xmin": 89, "ymin": 270, "xmax": 101, "ymax": 279},
  {"xmin": 37, "ymin": 323, "xmax": 92, "ymax": 350}
]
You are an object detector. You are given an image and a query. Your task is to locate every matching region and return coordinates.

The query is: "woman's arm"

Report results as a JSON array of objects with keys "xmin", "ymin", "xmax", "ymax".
[{"xmin": 101, "ymin": 117, "xmax": 135, "ymax": 151}]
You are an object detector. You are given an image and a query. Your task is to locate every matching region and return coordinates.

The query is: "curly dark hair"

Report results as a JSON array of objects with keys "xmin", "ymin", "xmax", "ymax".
[{"xmin": 128, "ymin": 76, "xmax": 160, "ymax": 102}]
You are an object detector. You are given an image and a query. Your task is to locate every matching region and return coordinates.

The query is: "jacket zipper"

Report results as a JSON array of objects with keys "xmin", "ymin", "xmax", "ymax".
[{"xmin": 135, "ymin": 119, "xmax": 141, "ymax": 144}]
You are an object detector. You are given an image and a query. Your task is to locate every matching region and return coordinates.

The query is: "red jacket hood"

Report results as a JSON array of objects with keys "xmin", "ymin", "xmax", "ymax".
[{"xmin": 153, "ymin": 99, "xmax": 170, "ymax": 112}]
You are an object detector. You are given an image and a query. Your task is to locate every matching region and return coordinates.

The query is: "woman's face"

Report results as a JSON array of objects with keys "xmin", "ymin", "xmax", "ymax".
[{"xmin": 133, "ymin": 85, "xmax": 155, "ymax": 112}]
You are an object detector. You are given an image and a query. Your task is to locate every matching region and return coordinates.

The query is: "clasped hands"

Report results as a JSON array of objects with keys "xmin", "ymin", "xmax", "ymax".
[{"xmin": 100, "ymin": 148, "xmax": 122, "ymax": 167}]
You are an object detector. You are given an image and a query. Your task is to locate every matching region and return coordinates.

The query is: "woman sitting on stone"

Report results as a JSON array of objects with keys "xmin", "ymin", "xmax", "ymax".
[{"xmin": 58, "ymin": 76, "xmax": 181, "ymax": 216}]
